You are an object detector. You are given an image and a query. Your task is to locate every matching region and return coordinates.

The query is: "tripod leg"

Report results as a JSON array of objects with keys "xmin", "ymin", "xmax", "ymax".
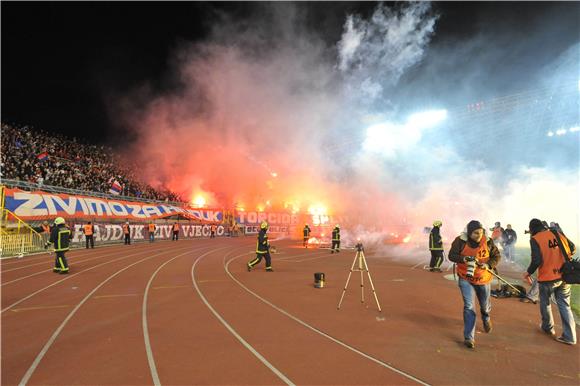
[
  {"xmin": 361, "ymin": 252, "xmax": 382, "ymax": 312},
  {"xmin": 337, "ymin": 254, "xmax": 359, "ymax": 310},
  {"xmin": 360, "ymin": 269, "xmax": 365, "ymax": 303}
]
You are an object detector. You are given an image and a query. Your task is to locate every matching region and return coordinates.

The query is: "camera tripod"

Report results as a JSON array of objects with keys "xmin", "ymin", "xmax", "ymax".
[{"xmin": 337, "ymin": 246, "xmax": 382, "ymax": 312}]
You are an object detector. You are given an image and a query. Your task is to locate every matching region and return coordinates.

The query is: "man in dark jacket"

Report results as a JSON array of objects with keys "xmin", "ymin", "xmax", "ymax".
[
  {"xmin": 429, "ymin": 220, "xmax": 444, "ymax": 272},
  {"xmin": 523, "ymin": 218, "xmax": 576, "ymax": 345},
  {"xmin": 448, "ymin": 220, "xmax": 501, "ymax": 349},
  {"xmin": 247, "ymin": 221, "xmax": 273, "ymax": 272},
  {"xmin": 45, "ymin": 217, "xmax": 71, "ymax": 274},
  {"xmin": 503, "ymin": 224, "xmax": 517, "ymax": 262},
  {"xmin": 331, "ymin": 225, "xmax": 340, "ymax": 253},
  {"xmin": 303, "ymin": 224, "xmax": 311, "ymax": 248}
]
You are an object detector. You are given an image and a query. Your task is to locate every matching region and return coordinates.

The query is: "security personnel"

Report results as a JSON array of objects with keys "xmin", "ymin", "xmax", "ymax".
[
  {"xmin": 122, "ymin": 222, "xmax": 131, "ymax": 245},
  {"xmin": 172, "ymin": 222, "xmax": 179, "ymax": 241},
  {"xmin": 331, "ymin": 225, "xmax": 340, "ymax": 253},
  {"xmin": 247, "ymin": 221, "xmax": 273, "ymax": 272},
  {"xmin": 303, "ymin": 224, "xmax": 311, "ymax": 248},
  {"xmin": 45, "ymin": 217, "xmax": 71, "ymax": 274},
  {"xmin": 490, "ymin": 222, "xmax": 505, "ymax": 247},
  {"xmin": 83, "ymin": 221, "xmax": 95, "ymax": 249},
  {"xmin": 429, "ymin": 220, "xmax": 444, "ymax": 272},
  {"xmin": 41, "ymin": 220, "xmax": 51, "ymax": 243},
  {"xmin": 148, "ymin": 222, "xmax": 156, "ymax": 242},
  {"xmin": 448, "ymin": 220, "xmax": 501, "ymax": 349},
  {"xmin": 210, "ymin": 224, "xmax": 217, "ymax": 238},
  {"xmin": 524, "ymin": 218, "xmax": 576, "ymax": 345}
]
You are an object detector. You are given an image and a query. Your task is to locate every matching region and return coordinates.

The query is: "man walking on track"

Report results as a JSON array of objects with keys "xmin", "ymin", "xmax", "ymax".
[
  {"xmin": 148, "ymin": 222, "xmax": 156, "ymax": 242},
  {"xmin": 83, "ymin": 221, "xmax": 95, "ymax": 249},
  {"xmin": 123, "ymin": 221, "xmax": 131, "ymax": 245},
  {"xmin": 303, "ymin": 224, "xmax": 311, "ymax": 248},
  {"xmin": 45, "ymin": 217, "xmax": 71, "ymax": 274},
  {"xmin": 247, "ymin": 221, "xmax": 273, "ymax": 272},
  {"xmin": 210, "ymin": 224, "xmax": 217, "ymax": 238},
  {"xmin": 429, "ymin": 220, "xmax": 444, "ymax": 272},
  {"xmin": 172, "ymin": 222, "xmax": 179, "ymax": 241},
  {"xmin": 448, "ymin": 220, "xmax": 501, "ymax": 349},
  {"xmin": 523, "ymin": 218, "xmax": 576, "ymax": 345},
  {"xmin": 331, "ymin": 225, "xmax": 340, "ymax": 253}
]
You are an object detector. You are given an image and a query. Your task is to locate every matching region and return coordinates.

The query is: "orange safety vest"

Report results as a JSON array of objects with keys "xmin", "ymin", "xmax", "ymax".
[
  {"xmin": 211, "ymin": 225, "xmax": 216, "ymax": 231},
  {"xmin": 533, "ymin": 230, "xmax": 572, "ymax": 282},
  {"xmin": 42, "ymin": 224, "xmax": 50, "ymax": 233},
  {"xmin": 122, "ymin": 224, "xmax": 130, "ymax": 234},
  {"xmin": 84, "ymin": 224, "xmax": 93, "ymax": 236},
  {"xmin": 457, "ymin": 235, "xmax": 492, "ymax": 284},
  {"xmin": 148, "ymin": 224, "xmax": 155, "ymax": 232},
  {"xmin": 173, "ymin": 224, "xmax": 179, "ymax": 232}
]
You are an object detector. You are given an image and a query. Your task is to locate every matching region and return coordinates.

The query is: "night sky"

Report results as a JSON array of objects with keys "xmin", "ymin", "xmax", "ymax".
[{"xmin": 2, "ymin": 2, "xmax": 578, "ymax": 143}]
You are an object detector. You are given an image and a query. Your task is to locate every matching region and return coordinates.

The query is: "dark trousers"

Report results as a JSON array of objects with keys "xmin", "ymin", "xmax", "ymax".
[
  {"xmin": 248, "ymin": 252, "xmax": 272, "ymax": 269},
  {"xmin": 429, "ymin": 250, "xmax": 444, "ymax": 269},
  {"xmin": 172, "ymin": 231, "xmax": 179, "ymax": 241},
  {"xmin": 331, "ymin": 240, "xmax": 340, "ymax": 253},
  {"xmin": 85, "ymin": 235, "xmax": 94, "ymax": 249},
  {"xmin": 210, "ymin": 231, "xmax": 215, "ymax": 238},
  {"xmin": 303, "ymin": 237, "xmax": 309, "ymax": 247},
  {"xmin": 124, "ymin": 233, "xmax": 131, "ymax": 245},
  {"xmin": 149, "ymin": 233, "xmax": 154, "ymax": 242},
  {"xmin": 54, "ymin": 251, "xmax": 69, "ymax": 272}
]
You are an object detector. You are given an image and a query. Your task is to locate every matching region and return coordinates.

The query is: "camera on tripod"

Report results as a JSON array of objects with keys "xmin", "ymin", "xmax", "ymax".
[{"xmin": 356, "ymin": 242, "xmax": 364, "ymax": 252}]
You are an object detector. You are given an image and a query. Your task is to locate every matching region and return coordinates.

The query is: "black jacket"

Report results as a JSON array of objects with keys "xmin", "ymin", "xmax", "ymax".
[
  {"xmin": 332, "ymin": 228, "xmax": 340, "ymax": 241},
  {"xmin": 49, "ymin": 224, "xmax": 71, "ymax": 252},
  {"xmin": 303, "ymin": 226, "xmax": 311, "ymax": 237},
  {"xmin": 256, "ymin": 229, "xmax": 270, "ymax": 253},
  {"xmin": 429, "ymin": 226, "xmax": 443, "ymax": 250},
  {"xmin": 504, "ymin": 229, "xmax": 517, "ymax": 245}
]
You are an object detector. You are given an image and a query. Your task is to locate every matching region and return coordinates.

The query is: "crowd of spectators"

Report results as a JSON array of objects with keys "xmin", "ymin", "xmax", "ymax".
[{"xmin": 1, "ymin": 122, "xmax": 183, "ymax": 202}]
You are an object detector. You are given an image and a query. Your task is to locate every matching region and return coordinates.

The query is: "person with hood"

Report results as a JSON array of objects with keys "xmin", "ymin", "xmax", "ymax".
[
  {"xmin": 429, "ymin": 220, "xmax": 444, "ymax": 272},
  {"xmin": 448, "ymin": 220, "xmax": 501, "ymax": 349},
  {"xmin": 523, "ymin": 218, "xmax": 576, "ymax": 345},
  {"xmin": 247, "ymin": 221, "xmax": 273, "ymax": 272},
  {"xmin": 44, "ymin": 217, "xmax": 71, "ymax": 274},
  {"xmin": 503, "ymin": 224, "xmax": 517, "ymax": 262}
]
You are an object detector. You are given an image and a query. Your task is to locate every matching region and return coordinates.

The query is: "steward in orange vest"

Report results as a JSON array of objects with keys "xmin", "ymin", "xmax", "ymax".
[
  {"xmin": 210, "ymin": 224, "xmax": 216, "ymax": 239},
  {"xmin": 172, "ymin": 222, "xmax": 179, "ymax": 241},
  {"xmin": 448, "ymin": 220, "xmax": 501, "ymax": 349},
  {"xmin": 83, "ymin": 222, "xmax": 95, "ymax": 249},
  {"xmin": 122, "ymin": 222, "xmax": 131, "ymax": 245},
  {"xmin": 148, "ymin": 223, "xmax": 156, "ymax": 242},
  {"xmin": 524, "ymin": 218, "xmax": 577, "ymax": 345}
]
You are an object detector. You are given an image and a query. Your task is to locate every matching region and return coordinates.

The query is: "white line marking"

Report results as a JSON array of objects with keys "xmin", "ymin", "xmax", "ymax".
[
  {"xmin": 224, "ymin": 255, "xmax": 431, "ymax": 386},
  {"xmin": 18, "ymin": 245, "xmax": 192, "ymax": 386},
  {"xmin": 191, "ymin": 252, "xmax": 295, "ymax": 386},
  {"xmin": 410, "ymin": 261, "xmax": 424, "ymax": 270},
  {"xmin": 142, "ymin": 246, "xmax": 225, "ymax": 386}
]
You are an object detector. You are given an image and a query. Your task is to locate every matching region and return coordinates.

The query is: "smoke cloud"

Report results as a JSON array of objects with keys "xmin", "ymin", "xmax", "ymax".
[{"xmin": 113, "ymin": 2, "xmax": 579, "ymax": 249}]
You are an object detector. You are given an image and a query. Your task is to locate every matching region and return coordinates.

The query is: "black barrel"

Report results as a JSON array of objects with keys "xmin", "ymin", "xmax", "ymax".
[{"xmin": 314, "ymin": 272, "xmax": 325, "ymax": 288}]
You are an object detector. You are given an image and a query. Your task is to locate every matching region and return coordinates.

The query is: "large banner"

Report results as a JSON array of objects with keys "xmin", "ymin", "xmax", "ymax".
[
  {"xmin": 236, "ymin": 211, "xmax": 300, "ymax": 235},
  {"xmin": 71, "ymin": 223, "xmax": 226, "ymax": 243},
  {"xmin": 3, "ymin": 188, "xmax": 222, "ymax": 222}
]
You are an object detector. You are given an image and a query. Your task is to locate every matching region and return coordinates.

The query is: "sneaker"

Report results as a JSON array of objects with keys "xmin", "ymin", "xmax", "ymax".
[
  {"xmin": 53, "ymin": 268, "xmax": 61, "ymax": 273},
  {"xmin": 520, "ymin": 297, "xmax": 537, "ymax": 304},
  {"xmin": 556, "ymin": 336, "xmax": 575, "ymax": 345},
  {"xmin": 540, "ymin": 325, "xmax": 556, "ymax": 336},
  {"xmin": 483, "ymin": 320, "xmax": 493, "ymax": 333},
  {"xmin": 464, "ymin": 340, "xmax": 475, "ymax": 349},
  {"xmin": 266, "ymin": 268, "xmax": 274, "ymax": 272}
]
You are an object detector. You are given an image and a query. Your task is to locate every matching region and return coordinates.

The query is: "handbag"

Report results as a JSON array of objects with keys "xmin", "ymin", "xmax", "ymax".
[{"xmin": 551, "ymin": 230, "xmax": 580, "ymax": 284}]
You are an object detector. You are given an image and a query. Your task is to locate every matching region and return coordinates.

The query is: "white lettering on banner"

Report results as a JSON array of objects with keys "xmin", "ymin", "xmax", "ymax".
[
  {"xmin": 238, "ymin": 212, "xmax": 247, "ymax": 223},
  {"xmin": 127, "ymin": 204, "xmax": 146, "ymax": 218},
  {"xmin": 202, "ymin": 225, "xmax": 210, "ymax": 237},
  {"xmin": 194, "ymin": 225, "xmax": 201, "ymax": 237},
  {"xmin": 247, "ymin": 212, "xmax": 257, "ymax": 223},
  {"xmin": 43, "ymin": 195, "xmax": 58, "ymax": 215},
  {"xmin": 78, "ymin": 198, "xmax": 89, "ymax": 215},
  {"xmin": 109, "ymin": 202, "xmax": 129, "ymax": 216},
  {"xmin": 110, "ymin": 225, "xmax": 123, "ymax": 240},
  {"xmin": 85, "ymin": 198, "xmax": 112, "ymax": 216},
  {"xmin": 51, "ymin": 196, "xmax": 78, "ymax": 215},
  {"xmin": 181, "ymin": 225, "xmax": 191, "ymax": 237},
  {"xmin": 258, "ymin": 213, "xmax": 267, "ymax": 223},
  {"xmin": 72, "ymin": 224, "xmax": 84, "ymax": 243},
  {"xmin": 217, "ymin": 226, "xmax": 225, "ymax": 236},
  {"xmin": 161, "ymin": 225, "xmax": 172, "ymax": 238},
  {"xmin": 12, "ymin": 192, "xmax": 47, "ymax": 217},
  {"xmin": 142, "ymin": 205, "xmax": 162, "ymax": 218},
  {"xmin": 133, "ymin": 225, "xmax": 144, "ymax": 239},
  {"xmin": 239, "ymin": 211, "xmax": 298, "ymax": 225}
]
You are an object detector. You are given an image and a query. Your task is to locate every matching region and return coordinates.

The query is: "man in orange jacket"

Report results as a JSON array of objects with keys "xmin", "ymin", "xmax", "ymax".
[
  {"xmin": 523, "ymin": 218, "xmax": 576, "ymax": 345},
  {"xmin": 448, "ymin": 220, "xmax": 501, "ymax": 349},
  {"xmin": 83, "ymin": 221, "xmax": 95, "ymax": 249},
  {"xmin": 122, "ymin": 222, "xmax": 131, "ymax": 245}
]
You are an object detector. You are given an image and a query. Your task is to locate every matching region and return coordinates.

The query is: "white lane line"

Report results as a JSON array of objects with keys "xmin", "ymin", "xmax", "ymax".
[
  {"xmin": 224, "ymin": 255, "xmax": 431, "ymax": 386},
  {"xmin": 276, "ymin": 250, "xmax": 329, "ymax": 261},
  {"xmin": 1, "ymin": 248, "xmax": 119, "ymax": 273},
  {"xmin": 410, "ymin": 261, "xmax": 424, "ymax": 270},
  {"xmin": 191, "ymin": 252, "xmax": 295, "ymax": 386},
  {"xmin": 17, "ymin": 245, "xmax": 192, "ymax": 386},
  {"xmin": 1, "ymin": 244, "xmax": 190, "ymax": 313},
  {"xmin": 142, "ymin": 246, "xmax": 227, "ymax": 386}
]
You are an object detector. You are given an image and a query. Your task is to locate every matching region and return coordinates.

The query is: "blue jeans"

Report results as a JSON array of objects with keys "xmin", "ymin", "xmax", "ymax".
[
  {"xmin": 539, "ymin": 281, "xmax": 576, "ymax": 344},
  {"xmin": 458, "ymin": 278, "xmax": 491, "ymax": 341},
  {"xmin": 504, "ymin": 243, "xmax": 515, "ymax": 262}
]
